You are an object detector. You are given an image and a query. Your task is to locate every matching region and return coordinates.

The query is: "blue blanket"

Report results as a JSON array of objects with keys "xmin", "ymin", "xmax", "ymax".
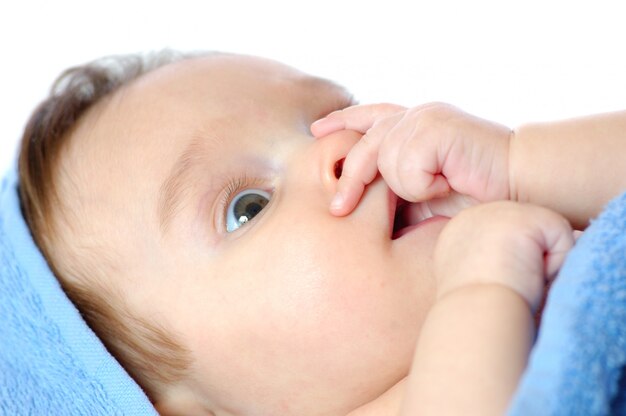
[
  {"xmin": 1, "ymin": 158, "xmax": 625, "ymax": 416},
  {"xmin": 509, "ymin": 190, "xmax": 626, "ymax": 415},
  {"xmin": 0, "ymin": 166, "xmax": 157, "ymax": 416}
]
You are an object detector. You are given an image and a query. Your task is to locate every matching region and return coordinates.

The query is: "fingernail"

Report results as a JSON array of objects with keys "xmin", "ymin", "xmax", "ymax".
[
  {"xmin": 330, "ymin": 192, "xmax": 344, "ymax": 211},
  {"xmin": 310, "ymin": 118, "xmax": 326, "ymax": 129},
  {"xmin": 311, "ymin": 117, "xmax": 333, "ymax": 128}
]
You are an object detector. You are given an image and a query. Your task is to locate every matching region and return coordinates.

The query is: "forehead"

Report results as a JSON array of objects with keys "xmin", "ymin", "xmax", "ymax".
[
  {"xmin": 59, "ymin": 54, "xmax": 351, "ymax": 236},
  {"xmin": 90, "ymin": 54, "xmax": 353, "ymax": 169},
  {"xmin": 123, "ymin": 54, "xmax": 350, "ymax": 118},
  {"xmin": 69, "ymin": 53, "xmax": 350, "ymax": 168}
]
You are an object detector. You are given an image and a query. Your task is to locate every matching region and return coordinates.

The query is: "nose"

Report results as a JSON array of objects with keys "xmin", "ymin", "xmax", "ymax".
[{"xmin": 315, "ymin": 130, "xmax": 361, "ymax": 195}]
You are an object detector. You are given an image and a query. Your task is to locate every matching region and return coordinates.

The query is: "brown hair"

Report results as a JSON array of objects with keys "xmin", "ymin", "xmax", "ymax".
[{"xmin": 18, "ymin": 51, "xmax": 197, "ymax": 400}]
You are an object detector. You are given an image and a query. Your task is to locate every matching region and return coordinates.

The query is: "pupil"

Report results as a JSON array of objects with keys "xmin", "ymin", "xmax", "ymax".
[
  {"xmin": 247, "ymin": 202, "xmax": 262, "ymax": 216},
  {"xmin": 234, "ymin": 193, "xmax": 268, "ymax": 224}
]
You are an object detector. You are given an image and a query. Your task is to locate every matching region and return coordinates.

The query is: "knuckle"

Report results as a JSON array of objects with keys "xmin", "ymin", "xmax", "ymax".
[
  {"xmin": 377, "ymin": 157, "xmax": 395, "ymax": 179},
  {"xmin": 413, "ymin": 102, "xmax": 460, "ymax": 124},
  {"xmin": 340, "ymin": 158, "xmax": 361, "ymax": 180},
  {"xmin": 341, "ymin": 153, "xmax": 371, "ymax": 183},
  {"xmin": 337, "ymin": 166, "xmax": 364, "ymax": 187},
  {"xmin": 396, "ymin": 162, "xmax": 428, "ymax": 199},
  {"xmin": 376, "ymin": 102, "xmax": 406, "ymax": 113},
  {"xmin": 359, "ymin": 132, "xmax": 377, "ymax": 147},
  {"xmin": 396, "ymin": 156, "xmax": 419, "ymax": 178}
]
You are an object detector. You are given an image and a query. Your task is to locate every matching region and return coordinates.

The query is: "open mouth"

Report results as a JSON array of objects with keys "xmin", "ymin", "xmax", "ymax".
[{"xmin": 390, "ymin": 194, "xmax": 436, "ymax": 240}]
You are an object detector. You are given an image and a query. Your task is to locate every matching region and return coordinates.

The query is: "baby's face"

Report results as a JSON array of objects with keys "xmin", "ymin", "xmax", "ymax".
[{"xmin": 61, "ymin": 55, "xmax": 449, "ymax": 415}]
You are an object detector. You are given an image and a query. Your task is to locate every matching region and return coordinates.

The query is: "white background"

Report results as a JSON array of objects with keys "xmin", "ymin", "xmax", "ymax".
[{"xmin": 1, "ymin": 0, "xmax": 625, "ymax": 175}]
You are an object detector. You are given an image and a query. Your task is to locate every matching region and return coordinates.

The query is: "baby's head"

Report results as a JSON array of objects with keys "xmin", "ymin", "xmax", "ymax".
[{"xmin": 18, "ymin": 51, "xmax": 446, "ymax": 415}]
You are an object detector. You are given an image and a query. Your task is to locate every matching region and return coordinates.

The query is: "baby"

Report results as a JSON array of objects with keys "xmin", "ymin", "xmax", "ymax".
[{"xmin": 17, "ymin": 50, "xmax": 626, "ymax": 415}]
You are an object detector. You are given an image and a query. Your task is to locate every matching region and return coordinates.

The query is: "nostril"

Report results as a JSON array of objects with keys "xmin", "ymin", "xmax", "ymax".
[{"xmin": 334, "ymin": 158, "xmax": 345, "ymax": 179}]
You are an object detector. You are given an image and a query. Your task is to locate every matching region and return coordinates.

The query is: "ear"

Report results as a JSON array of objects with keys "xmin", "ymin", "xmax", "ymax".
[{"xmin": 153, "ymin": 385, "xmax": 216, "ymax": 416}]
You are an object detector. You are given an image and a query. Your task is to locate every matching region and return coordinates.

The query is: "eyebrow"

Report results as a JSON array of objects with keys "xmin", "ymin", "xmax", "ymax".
[
  {"xmin": 157, "ymin": 77, "xmax": 354, "ymax": 233},
  {"xmin": 158, "ymin": 134, "xmax": 217, "ymax": 233}
]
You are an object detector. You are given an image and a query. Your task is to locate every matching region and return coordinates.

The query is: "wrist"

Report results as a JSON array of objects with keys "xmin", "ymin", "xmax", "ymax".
[
  {"xmin": 404, "ymin": 283, "xmax": 534, "ymax": 416},
  {"xmin": 437, "ymin": 280, "xmax": 539, "ymax": 314}
]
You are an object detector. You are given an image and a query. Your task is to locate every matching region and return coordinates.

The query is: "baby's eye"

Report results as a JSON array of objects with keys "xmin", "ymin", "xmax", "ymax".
[{"xmin": 226, "ymin": 189, "xmax": 271, "ymax": 232}]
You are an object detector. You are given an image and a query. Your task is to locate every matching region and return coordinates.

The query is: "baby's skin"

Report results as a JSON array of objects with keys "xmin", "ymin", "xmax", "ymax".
[
  {"xmin": 36, "ymin": 51, "xmax": 624, "ymax": 414},
  {"xmin": 312, "ymin": 103, "xmax": 511, "ymax": 217},
  {"xmin": 312, "ymin": 102, "xmax": 626, "ymax": 414}
]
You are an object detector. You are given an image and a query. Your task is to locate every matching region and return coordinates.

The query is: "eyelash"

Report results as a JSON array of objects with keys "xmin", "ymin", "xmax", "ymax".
[{"xmin": 218, "ymin": 174, "xmax": 268, "ymax": 230}]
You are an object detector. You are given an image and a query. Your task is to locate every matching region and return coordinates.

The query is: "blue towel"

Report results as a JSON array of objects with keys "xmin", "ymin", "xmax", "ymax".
[
  {"xmin": 509, "ymin": 190, "xmax": 626, "ymax": 416},
  {"xmin": 2, "ymin": 156, "xmax": 625, "ymax": 416},
  {"xmin": 0, "ymin": 165, "xmax": 157, "ymax": 416}
]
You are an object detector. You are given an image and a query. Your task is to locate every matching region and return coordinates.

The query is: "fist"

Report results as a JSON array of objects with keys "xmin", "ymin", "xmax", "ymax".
[
  {"xmin": 312, "ymin": 103, "xmax": 512, "ymax": 218},
  {"xmin": 434, "ymin": 201, "xmax": 575, "ymax": 312}
]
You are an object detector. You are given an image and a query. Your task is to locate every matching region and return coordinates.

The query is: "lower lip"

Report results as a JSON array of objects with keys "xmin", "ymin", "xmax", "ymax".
[{"xmin": 392, "ymin": 215, "xmax": 448, "ymax": 239}]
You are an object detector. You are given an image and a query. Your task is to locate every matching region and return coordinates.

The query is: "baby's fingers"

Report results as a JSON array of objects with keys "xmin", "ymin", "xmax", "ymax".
[
  {"xmin": 543, "ymin": 219, "xmax": 576, "ymax": 281},
  {"xmin": 331, "ymin": 114, "xmax": 403, "ymax": 216},
  {"xmin": 311, "ymin": 103, "xmax": 406, "ymax": 138},
  {"xmin": 331, "ymin": 133, "xmax": 384, "ymax": 216}
]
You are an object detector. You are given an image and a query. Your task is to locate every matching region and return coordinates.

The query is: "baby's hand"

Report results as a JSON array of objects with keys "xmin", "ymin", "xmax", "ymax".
[
  {"xmin": 434, "ymin": 201, "xmax": 575, "ymax": 311},
  {"xmin": 311, "ymin": 103, "xmax": 512, "ymax": 216}
]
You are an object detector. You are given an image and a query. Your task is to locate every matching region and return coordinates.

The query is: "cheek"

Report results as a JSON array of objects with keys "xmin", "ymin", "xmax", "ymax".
[
  {"xmin": 227, "ymin": 224, "xmax": 423, "ymax": 363},
  {"xmin": 188, "ymin": 211, "xmax": 434, "ymax": 410}
]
